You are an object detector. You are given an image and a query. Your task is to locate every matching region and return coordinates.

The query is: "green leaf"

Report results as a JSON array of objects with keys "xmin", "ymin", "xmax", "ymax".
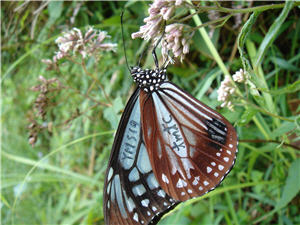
[
  {"xmin": 103, "ymin": 96, "xmax": 124, "ymax": 130},
  {"xmin": 258, "ymin": 80, "xmax": 300, "ymax": 95},
  {"xmin": 48, "ymin": 1, "xmax": 63, "ymax": 20},
  {"xmin": 254, "ymin": 1, "xmax": 294, "ymax": 67},
  {"xmin": 247, "ymin": 78, "xmax": 265, "ymax": 106},
  {"xmin": 270, "ymin": 121, "xmax": 295, "ymax": 139},
  {"xmin": 238, "ymin": 11, "xmax": 261, "ymax": 71},
  {"xmin": 270, "ymin": 57, "xmax": 300, "ymax": 72},
  {"xmin": 274, "ymin": 158, "xmax": 300, "ymax": 211},
  {"xmin": 236, "ymin": 107, "xmax": 259, "ymax": 126}
]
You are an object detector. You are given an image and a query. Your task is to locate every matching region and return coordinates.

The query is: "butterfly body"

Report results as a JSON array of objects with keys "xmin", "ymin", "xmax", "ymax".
[{"xmin": 104, "ymin": 62, "xmax": 238, "ymax": 224}]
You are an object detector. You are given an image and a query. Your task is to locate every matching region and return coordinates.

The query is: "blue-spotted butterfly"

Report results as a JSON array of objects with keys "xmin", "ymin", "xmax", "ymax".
[{"xmin": 103, "ymin": 32, "xmax": 238, "ymax": 224}]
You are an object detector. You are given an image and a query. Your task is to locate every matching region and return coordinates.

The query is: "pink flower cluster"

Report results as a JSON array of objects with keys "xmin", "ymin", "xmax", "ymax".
[
  {"xmin": 217, "ymin": 75, "xmax": 236, "ymax": 111},
  {"xmin": 162, "ymin": 24, "xmax": 190, "ymax": 62},
  {"xmin": 233, "ymin": 69, "xmax": 248, "ymax": 84},
  {"xmin": 132, "ymin": 0, "xmax": 190, "ymax": 61},
  {"xmin": 217, "ymin": 69, "xmax": 249, "ymax": 111},
  {"xmin": 55, "ymin": 26, "xmax": 117, "ymax": 60}
]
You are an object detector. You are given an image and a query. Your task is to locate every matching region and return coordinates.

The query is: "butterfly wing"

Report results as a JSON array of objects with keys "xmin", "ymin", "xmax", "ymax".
[
  {"xmin": 103, "ymin": 87, "xmax": 179, "ymax": 225},
  {"xmin": 140, "ymin": 82, "xmax": 238, "ymax": 201}
]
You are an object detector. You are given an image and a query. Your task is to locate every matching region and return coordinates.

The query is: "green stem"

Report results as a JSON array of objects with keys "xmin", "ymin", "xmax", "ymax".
[
  {"xmin": 187, "ymin": 1, "xmax": 229, "ymax": 76},
  {"xmin": 184, "ymin": 2, "xmax": 300, "ymax": 14}
]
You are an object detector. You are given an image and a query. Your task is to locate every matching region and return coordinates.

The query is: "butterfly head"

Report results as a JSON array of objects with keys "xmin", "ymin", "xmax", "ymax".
[{"xmin": 130, "ymin": 66, "xmax": 167, "ymax": 93}]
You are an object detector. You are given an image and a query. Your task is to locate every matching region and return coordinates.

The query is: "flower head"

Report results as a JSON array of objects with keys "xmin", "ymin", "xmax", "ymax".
[
  {"xmin": 30, "ymin": 75, "xmax": 63, "ymax": 118},
  {"xmin": 217, "ymin": 75, "xmax": 236, "ymax": 111},
  {"xmin": 162, "ymin": 24, "xmax": 190, "ymax": 62},
  {"xmin": 132, "ymin": 0, "xmax": 191, "ymax": 62},
  {"xmin": 131, "ymin": 1, "xmax": 178, "ymax": 41},
  {"xmin": 233, "ymin": 69, "xmax": 248, "ymax": 84},
  {"xmin": 55, "ymin": 26, "xmax": 117, "ymax": 60}
]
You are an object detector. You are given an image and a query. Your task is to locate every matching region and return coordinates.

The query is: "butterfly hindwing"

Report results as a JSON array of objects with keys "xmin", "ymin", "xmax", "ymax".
[
  {"xmin": 103, "ymin": 88, "xmax": 179, "ymax": 225},
  {"xmin": 140, "ymin": 82, "xmax": 238, "ymax": 201}
]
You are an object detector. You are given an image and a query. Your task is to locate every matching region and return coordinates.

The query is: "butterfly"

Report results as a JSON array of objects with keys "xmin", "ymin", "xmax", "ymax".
[{"xmin": 103, "ymin": 39, "xmax": 238, "ymax": 224}]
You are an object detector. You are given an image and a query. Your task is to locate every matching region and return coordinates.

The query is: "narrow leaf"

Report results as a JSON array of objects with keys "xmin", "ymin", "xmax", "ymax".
[
  {"xmin": 270, "ymin": 121, "xmax": 296, "ymax": 139},
  {"xmin": 238, "ymin": 11, "xmax": 261, "ymax": 71},
  {"xmin": 254, "ymin": 1, "xmax": 294, "ymax": 67},
  {"xmin": 258, "ymin": 80, "xmax": 300, "ymax": 95},
  {"xmin": 48, "ymin": 1, "xmax": 63, "ymax": 20},
  {"xmin": 270, "ymin": 57, "xmax": 300, "ymax": 72},
  {"xmin": 274, "ymin": 158, "xmax": 300, "ymax": 211}
]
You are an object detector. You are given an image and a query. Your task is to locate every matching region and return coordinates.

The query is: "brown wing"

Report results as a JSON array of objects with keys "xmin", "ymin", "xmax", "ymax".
[{"xmin": 140, "ymin": 82, "xmax": 238, "ymax": 202}]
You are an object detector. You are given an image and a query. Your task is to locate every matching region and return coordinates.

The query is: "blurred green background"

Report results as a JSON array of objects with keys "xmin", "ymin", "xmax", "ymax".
[{"xmin": 2, "ymin": 1, "xmax": 299, "ymax": 225}]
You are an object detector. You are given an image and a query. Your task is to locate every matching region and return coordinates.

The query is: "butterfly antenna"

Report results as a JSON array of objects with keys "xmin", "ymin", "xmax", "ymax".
[{"xmin": 121, "ymin": 11, "xmax": 131, "ymax": 72}]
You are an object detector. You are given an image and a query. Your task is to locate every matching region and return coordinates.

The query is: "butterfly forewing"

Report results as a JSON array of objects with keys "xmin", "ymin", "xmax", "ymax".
[
  {"xmin": 140, "ymin": 82, "xmax": 238, "ymax": 201},
  {"xmin": 104, "ymin": 88, "xmax": 179, "ymax": 225}
]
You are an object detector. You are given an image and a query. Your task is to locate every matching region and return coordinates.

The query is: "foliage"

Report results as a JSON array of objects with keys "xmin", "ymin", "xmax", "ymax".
[{"xmin": 2, "ymin": 1, "xmax": 300, "ymax": 225}]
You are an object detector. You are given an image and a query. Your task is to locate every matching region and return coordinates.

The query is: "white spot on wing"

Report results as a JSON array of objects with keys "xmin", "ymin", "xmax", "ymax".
[
  {"xmin": 216, "ymin": 152, "xmax": 221, "ymax": 157},
  {"xmin": 107, "ymin": 182, "xmax": 111, "ymax": 194},
  {"xmin": 229, "ymin": 144, "xmax": 233, "ymax": 148},
  {"xmin": 162, "ymin": 174, "xmax": 169, "ymax": 184},
  {"xmin": 157, "ymin": 190, "xmax": 166, "ymax": 198},
  {"xmin": 224, "ymin": 157, "xmax": 229, "ymax": 162},
  {"xmin": 152, "ymin": 206, "xmax": 157, "ymax": 211},
  {"xmin": 211, "ymin": 162, "xmax": 216, "ymax": 166},
  {"xmin": 181, "ymin": 192, "xmax": 185, "ymax": 196},
  {"xmin": 141, "ymin": 199, "xmax": 149, "ymax": 207},
  {"xmin": 176, "ymin": 178, "xmax": 187, "ymax": 188},
  {"xmin": 192, "ymin": 176, "xmax": 200, "ymax": 185},
  {"xmin": 133, "ymin": 213, "xmax": 139, "ymax": 222},
  {"xmin": 227, "ymin": 150, "xmax": 232, "ymax": 155},
  {"xmin": 219, "ymin": 165, "xmax": 224, "ymax": 171},
  {"xmin": 188, "ymin": 189, "xmax": 193, "ymax": 193},
  {"xmin": 203, "ymin": 181, "xmax": 209, "ymax": 186},
  {"xmin": 207, "ymin": 167, "xmax": 212, "ymax": 173},
  {"xmin": 199, "ymin": 186, "xmax": 203, "ymax": 191},
  {"xmin": 214, "ymin": 172, "xmax": 219, "ymax": 177},
  {"xmin": 108, "ymin": 167, "xmax": 113, "ymax": 180}
]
